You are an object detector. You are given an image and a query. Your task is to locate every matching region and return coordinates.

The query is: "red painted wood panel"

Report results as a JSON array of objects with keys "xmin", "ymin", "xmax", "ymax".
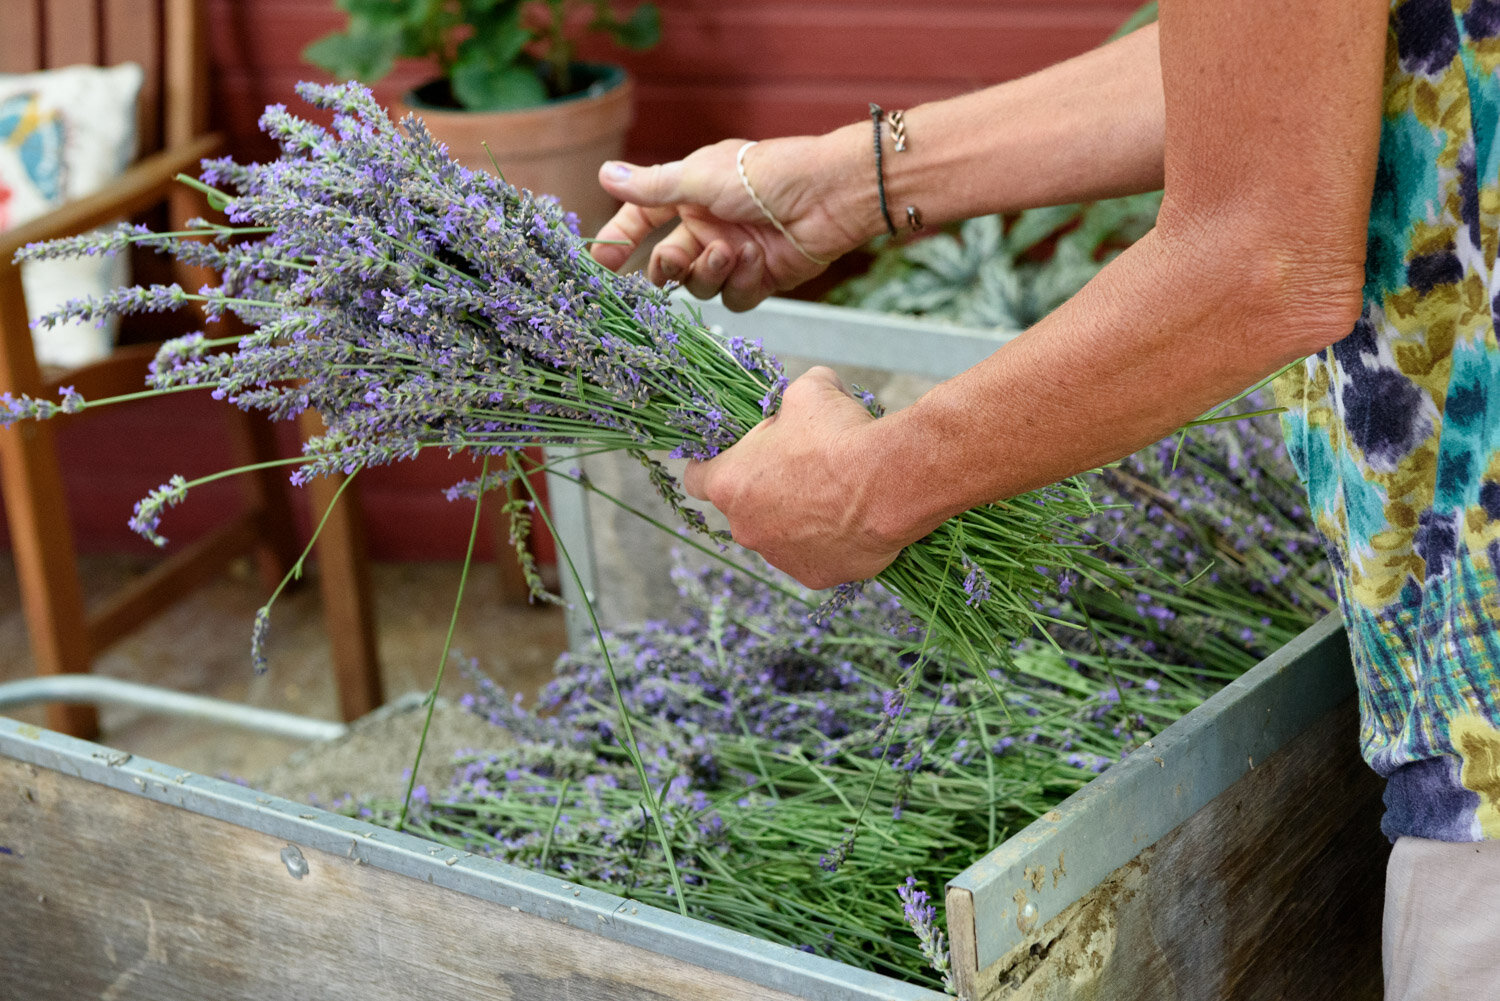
[
  {"xmin": 42, "ymin": 0, "xmax": 1141, "ymax": 559},
  {"xmin": 44, "ymin": 0, "xmax": 102, "ymax": 68},
  {"xmin": 205, "ymin": 0, "xmax": 1144, "ymax": 164},
  {"xmin": 0, "ymin": 1, "xmax": 44, "ymax": 72}
]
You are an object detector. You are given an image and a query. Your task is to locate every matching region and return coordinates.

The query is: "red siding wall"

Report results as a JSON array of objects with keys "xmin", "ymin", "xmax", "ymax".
[
  {"xmin": 45, "ymin": 1, "xmax": 1142, "ymax": 559},
  {"xmin": 211, "ymin": 0, "xmax": 1144, "ymax": 166}
]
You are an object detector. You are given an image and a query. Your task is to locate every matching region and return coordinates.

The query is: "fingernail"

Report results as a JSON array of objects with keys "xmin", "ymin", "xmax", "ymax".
[
  {"xmin": 707, "ymin": 248, "xmax": 727, "ymax": 271},
  {"xmin": 660, "ymin": 259, "xmax": 681, "ymax": 279},
  {"xmin": 603, "ymin": 161, "xmax": 631, "ymax": 181}
]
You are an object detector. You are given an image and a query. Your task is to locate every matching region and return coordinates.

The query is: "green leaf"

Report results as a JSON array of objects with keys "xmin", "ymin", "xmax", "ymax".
[
  {"xmin": 408, "ymin": 0, "xmax": 458, "ymax": 30},
  {"xmin": 957, "ymin": 214, "xmax": 1004, "ymax": 272},
  {"xmin": 903, "ymin": 234, "xmax": 974, "ymax": 285},
  {"xmin": 302, "ymin": 28, "xmax": 401, "ymax": 83},
  {"xmin": 460, "ymin": 7, "xmax": 532, "ymax": 65},
  {"xmin": 461, "ymin": 0, "xmax": 508, "ymax": 16},
  {"xmin": 972, "ymin": 259, "xmax": 1025, "ymax": 330},
  {"xmin": 1004, "ymin": 204, "xmax": 1079, "ymax": 257},
  {"xmin": 451, "ymin": 60, "xmax": 549, "ymax": 111},
  {"xmin": 339, "ymin": 0, "xmax": 420, "ymax": 24},
  {"xmin": 1111, "ymin": 1, "xmax": 1158, "ymax": 40},
  {"xmin": 614, "ymin": 4, "xmax": 662, "ymax": 50}
]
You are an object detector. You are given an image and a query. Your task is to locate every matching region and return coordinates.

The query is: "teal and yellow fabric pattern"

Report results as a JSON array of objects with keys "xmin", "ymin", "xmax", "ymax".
[{"xmin": 1278, "ymin": 0, "xmax": 1500, "ymax": 841}]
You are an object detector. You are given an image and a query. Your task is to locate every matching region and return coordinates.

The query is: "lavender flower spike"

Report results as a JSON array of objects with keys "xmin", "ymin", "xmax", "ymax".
[
  {"xmin": 961, "ymin": 556, "xmax": 992, "ymax": 607},
  {"xmin": 129, "ymin": 475, "xmax": 190, "ymax": 547},
  {"xmin": 898, "ymin": 875, "xmax": 957, "ymax": 996}
]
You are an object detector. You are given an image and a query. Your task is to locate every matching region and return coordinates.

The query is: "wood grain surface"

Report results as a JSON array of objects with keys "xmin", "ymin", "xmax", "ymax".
[
  {"xmin": 0, "ymin": 757, "xmax": 810, "ymax": 1001},
  {"xmin": 951, "ymin": 696, "xmax": 1388, "ymax": 1001}
]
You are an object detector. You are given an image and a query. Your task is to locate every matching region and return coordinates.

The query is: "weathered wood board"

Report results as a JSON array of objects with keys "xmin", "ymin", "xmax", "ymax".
[
  {"xmin": 0, "ymin": 723, "xmax": 939, "ymax": 1001},
  {"xmin": 946, "ymin": 617, "xmax": 1388, "ymax": 1000},
  {"xmin": 949, "ymin": 696, "xmax": 1386, "ymax": 1000}
]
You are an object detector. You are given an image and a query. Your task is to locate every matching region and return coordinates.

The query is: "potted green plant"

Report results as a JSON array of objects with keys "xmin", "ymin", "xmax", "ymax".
[{"xmin": 305, "ymin": 0, "xmax": 661, "ymax": 232}]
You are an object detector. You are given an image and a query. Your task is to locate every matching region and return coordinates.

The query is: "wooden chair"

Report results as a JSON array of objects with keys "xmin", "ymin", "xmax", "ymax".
[{"xmin": 0, "ymin": 0, "xmax": 383, "ymax": 738}]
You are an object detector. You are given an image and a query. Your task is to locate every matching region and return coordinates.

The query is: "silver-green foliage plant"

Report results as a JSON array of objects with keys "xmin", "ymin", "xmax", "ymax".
[
  {"xmin": 828, "ymin": 193, "xmax": 1163, "ymax": 332},
  {"xmin": 829, "ymin": 0, "xmax": 1160, "ymax": 332}
]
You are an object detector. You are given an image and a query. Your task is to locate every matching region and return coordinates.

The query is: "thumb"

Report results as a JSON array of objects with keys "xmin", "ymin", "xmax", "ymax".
[
  {"xmin": 682, "ymin": 457, "xmax": 709, "ymax": 500},
  {"xmin": 600, "ymin": 139, "xmax": 745, "ymax": 211},
  {"xmin": 599, "ymin": 159, "xmax": 693, "ymax": 208}
]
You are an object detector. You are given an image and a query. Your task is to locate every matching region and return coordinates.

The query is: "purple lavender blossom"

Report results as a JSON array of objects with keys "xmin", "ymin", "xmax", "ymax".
[
  {"xmin": 128, "ymin": 475, "xmax": 190, "ymax": 547},
  {"xmin": 14, "ymin": 81, "xmax": 784, "ymax": 562},
  {"xmin": 961, "ymin": 556, "xmax": 992, "ymax": 607},
  {"xmin": 897, "ymin": 876, "xmax": 956, "ymax": 994}
]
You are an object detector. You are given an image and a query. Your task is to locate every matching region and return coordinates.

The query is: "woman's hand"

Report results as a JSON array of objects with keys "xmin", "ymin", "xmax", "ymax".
[
  {"xmin": 589, "ymin": 136, "xmax": 871, "ymax": 311},
  {"xmin": 682, "ymin": 367, "xmax": 917, "ymax": 589}
]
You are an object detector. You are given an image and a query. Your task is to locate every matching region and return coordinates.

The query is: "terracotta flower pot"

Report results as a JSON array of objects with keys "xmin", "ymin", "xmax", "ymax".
[{"xmin": 396, "ymin": 63, "xmax": 634, "ymax": 238}]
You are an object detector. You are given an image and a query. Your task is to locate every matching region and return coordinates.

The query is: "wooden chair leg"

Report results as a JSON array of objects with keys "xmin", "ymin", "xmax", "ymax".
[
  {"xmin": 0, "ymin": 419, "xmax": 99, "ymax": 738},
  {"xmin": 296, "ymin": 411, "xmax": 382, "ymax": 722}
]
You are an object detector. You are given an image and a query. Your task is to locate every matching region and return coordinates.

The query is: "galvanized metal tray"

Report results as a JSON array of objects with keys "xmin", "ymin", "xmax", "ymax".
[{"xmin": 1, "ymin": 614, "xmax": 1383, "ymax": 1001}]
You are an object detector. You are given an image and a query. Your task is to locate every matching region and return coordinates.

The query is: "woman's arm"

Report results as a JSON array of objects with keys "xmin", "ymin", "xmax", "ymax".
[
  {"xmin": 682, "ymin": 0, "xmax": 1390, "ymax": 589},
  {"xmin": 591, "ymin": 23, "xmax": 1167, "ymax": 309}
]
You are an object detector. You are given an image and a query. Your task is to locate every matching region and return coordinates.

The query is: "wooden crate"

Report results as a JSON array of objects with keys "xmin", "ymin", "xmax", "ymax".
[
  {"xmin": 0, "ymin": 614, "xmax": 1384, "ymax": 1000},
  {"xmin": 945, "ymin": 614, "xmax": 1386, "ymax": 1001}
]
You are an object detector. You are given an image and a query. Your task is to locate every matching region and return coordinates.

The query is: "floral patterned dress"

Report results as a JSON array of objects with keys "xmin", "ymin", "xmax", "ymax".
[{"xmin": 1278, "ymin": 0, "xmax": 1500, "ymax": 841}]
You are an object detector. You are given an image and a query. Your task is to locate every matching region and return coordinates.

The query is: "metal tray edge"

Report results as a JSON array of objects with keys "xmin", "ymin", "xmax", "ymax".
[{"xmin": 947, "ymin": 613, "xmax": 1354, "ymax": 969}]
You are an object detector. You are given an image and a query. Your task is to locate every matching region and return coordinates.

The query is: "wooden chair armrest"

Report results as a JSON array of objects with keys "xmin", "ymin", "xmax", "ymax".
[{"xmin": 0, "ymin": 132, "xmax": 223, "ymax": 265}]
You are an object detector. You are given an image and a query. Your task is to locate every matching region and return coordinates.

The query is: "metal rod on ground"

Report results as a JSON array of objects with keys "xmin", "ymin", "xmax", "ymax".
[{"xmin": 0, "ymin": 675, "xmax": 347, "ymax": 743}]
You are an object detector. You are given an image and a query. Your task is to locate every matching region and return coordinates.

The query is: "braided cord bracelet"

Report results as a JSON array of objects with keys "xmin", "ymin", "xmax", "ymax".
[{"xmin": 885, "ymin": 109, "xmax": 923, "ymax": 231}]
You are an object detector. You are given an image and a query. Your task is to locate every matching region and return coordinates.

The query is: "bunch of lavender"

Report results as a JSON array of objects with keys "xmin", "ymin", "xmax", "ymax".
[
  {"xmin": 359, "ymin": 563, "xmax": 1168, "ymax": 985},
  {"xmin": 7, "ymin": 79, "xmax": 1116, "ymax": 678},
  {"xmin": 354, "ymin": 516, "xmax": 1261, "ymax": 988},
  {"xmin": 342, "ymin": 404, "xmax": 1331, "ymax": 990},
  {"xmin": 1032, "ymin": 395, "xmax": 1335, "ymax": 677}
]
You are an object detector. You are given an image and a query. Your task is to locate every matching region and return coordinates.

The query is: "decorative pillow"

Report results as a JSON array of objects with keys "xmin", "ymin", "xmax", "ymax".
[{"xmin": 0, "ymin": 63, "xmax": 144, "ymax": 367}]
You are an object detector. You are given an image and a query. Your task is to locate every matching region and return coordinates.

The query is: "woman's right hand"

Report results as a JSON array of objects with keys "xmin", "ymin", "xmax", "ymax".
[{"xmin": 589, "ymin": 135, "xmax": 872, "ymax": 311}]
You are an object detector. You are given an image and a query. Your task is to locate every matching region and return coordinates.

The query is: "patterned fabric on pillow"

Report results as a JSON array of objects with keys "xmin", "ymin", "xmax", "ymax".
[{"xmin": 0, "ymin": 63, "xmax": 144, "ymax": 367}]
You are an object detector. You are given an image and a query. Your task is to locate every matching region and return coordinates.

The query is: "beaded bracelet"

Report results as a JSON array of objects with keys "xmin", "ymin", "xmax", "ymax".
[
  {"xmin": 870, "ymin": 105, "xmax": 923, "ymax": 234},
  {"xmin": 869, "ymin": 103, "xmax": 898, "ymax": 236}
]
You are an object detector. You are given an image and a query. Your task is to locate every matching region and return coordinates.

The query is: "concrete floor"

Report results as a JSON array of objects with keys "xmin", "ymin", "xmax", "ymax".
[{"xmin": 0, "ymin": 552, "xmax": 569, "ymax": 788}]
